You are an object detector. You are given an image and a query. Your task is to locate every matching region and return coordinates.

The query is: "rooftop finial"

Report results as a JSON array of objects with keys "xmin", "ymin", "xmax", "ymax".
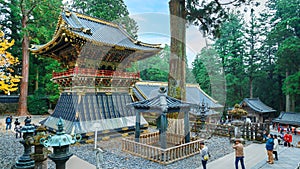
[
  {"xmin": 159, "ymin": 87, "xmax": 167, "ymax": 94},
  {"xmin": 57, "ymin": 117, "xmax": 64, "ymax": 134}
]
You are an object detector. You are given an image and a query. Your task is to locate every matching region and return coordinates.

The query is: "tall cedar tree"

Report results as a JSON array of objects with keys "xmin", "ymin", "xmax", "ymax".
[
  {"xmin": 168, "ymin": 0, "xmax": 254, "ymax": 101},
  {"xmin": 1, "ymin": 0, "xmax": 62, "ymax": 115},
  {"xmin": 214, "ymin": 13, "xmax": 247, "ymax": 108},
  {"xmin": 267, "ymin": 0, "xmax": 300, "ymax": 111}
]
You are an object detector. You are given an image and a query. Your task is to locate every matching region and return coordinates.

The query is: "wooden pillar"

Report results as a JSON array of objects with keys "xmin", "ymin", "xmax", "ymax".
[
  {"xmin": 246, "ymin": 124, "xmax": 249, "ymax": 139},
  {"xmin": 184, "ymin": 111, "xmax": 190, "ymax": 143},
  {"xmin": 250, "ymin": 125, "xmax": 254, "ymax": 140},
  {"xmin": 254, "ymin": 123, "xmax": 258, "ymax": 141},
  {"xmin": 135, "ymin": 110, "xmax": 141, "ymax": 142},
  {"xmin": 160, "ymin": 113, "xmax": 167, "ymax": 149}
]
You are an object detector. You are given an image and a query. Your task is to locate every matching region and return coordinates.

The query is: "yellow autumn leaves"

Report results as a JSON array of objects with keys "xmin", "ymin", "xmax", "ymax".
[{"xmin": 0, "ymin": 30, "xmax": 22, "ymax": 95}]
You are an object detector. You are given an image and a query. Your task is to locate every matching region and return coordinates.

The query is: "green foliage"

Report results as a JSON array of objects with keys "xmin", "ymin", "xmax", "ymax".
[
  {"xmin": 138, "ymin": 45, "xmax": 170, "ymax": 81},
  {"xmin": 186, "ymin": 0, "xmax": 256, "ymax": 37},
  {"xmin": 267, "ymin": 0, "xmax": 300, "ymax": 111},
  {"xmin": 244, "ymin": 8, "xmax": 263, "ymax": 97},
  {"xmin": 277, "ymin": 37, "xmax": 300, "ymax": 72},
  {"xmin": 29, "ymin": 57, "xmax": 62, "ymax": 106},
  {"xmin": 192, "ymin": 47, "xmax": 226, "ymax": 105},
  {"xmin": 0, "ymin": 0, "xmax": 22, "ymax": 57},
  {"xmin": 140, "ymin": 68, "xmax": 169, "ymax": 82},
  {"xmin": 27, "ymin": 89, "xmax": 48, "ymax": 115},
  {"xmin": 283, "ymin": 71, "xmax": 300, "ymax": 96},
  {"xmin": 0, "ymin": 0, "xmax": 62, "ymax": 113},
  {"xmin": 192, "ymin": 52, "xmax": 211, "ymax": 94},
  {"xmin": 214, "ymin": 13, "xmax": 248, "ymax": 107}
]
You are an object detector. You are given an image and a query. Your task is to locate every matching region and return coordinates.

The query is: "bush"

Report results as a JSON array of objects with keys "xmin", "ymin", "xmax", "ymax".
[{"xmin": 27, "ymin": 89, "xmax": 48, "ymax": 115}]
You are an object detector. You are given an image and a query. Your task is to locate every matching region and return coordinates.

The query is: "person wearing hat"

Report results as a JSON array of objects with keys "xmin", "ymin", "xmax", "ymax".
[
  {"xmin": 199, "ymin": 142, "xmax": 209, "ymax": 169},
  {"xmin": 232, "ymin": 138, "xmax": 245, "ymax": 169}
]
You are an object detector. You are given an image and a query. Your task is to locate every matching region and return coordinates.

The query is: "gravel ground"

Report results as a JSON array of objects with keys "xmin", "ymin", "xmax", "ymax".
[{"xmin": 0, "ymin": 128, "xmax": 251, "ymax": 169}]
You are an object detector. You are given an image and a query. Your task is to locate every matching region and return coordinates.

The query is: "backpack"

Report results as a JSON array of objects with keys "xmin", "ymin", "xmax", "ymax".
[{"xmin": 6, "ymin": 117, "xmax": 11, "ymax": 123}]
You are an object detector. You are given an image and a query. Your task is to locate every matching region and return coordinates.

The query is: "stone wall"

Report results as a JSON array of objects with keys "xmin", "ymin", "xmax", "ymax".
[{"xmin": 0, "ymin": 103, "xmax": 18, "ymax": 115}]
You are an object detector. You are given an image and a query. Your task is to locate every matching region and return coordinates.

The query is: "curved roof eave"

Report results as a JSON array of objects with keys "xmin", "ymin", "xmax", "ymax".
[
  {"xmin": 30, "ymin": 11, "xmax": 163, "ymax": 55},
  {"xmin": 242, "ymin": 98, "xmax": 276, "ymax": 113},
  {"xmin": 29, "ymin": 26, "xmax": 66, "ymax": 54}
]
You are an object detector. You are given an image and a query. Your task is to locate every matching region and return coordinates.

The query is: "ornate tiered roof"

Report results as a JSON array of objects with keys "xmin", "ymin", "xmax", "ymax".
[{"xmin": 30, "ymin": 9, "xmax": 162, "ymax": 67}]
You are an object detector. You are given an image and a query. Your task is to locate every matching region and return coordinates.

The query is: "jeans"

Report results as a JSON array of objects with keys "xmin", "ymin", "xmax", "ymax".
[
  {"xmin": 202, "ymin": 160, "xmax": 207, "ymax": 169},
  {"xmin": 235, "ymin": 156, "xmax": 245, "ymax": 169},
  {"xmin": 6, "ymin": 123, "xmax": 11, "ymax": 130}
]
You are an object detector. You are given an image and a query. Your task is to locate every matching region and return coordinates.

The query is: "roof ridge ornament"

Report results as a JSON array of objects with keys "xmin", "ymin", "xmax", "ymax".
[
  {"xmin": 159, "ymin": 87, "xmax": 167, "ymax": 94},
  {"xmin": 159, "ymin": 87, "xmax": 167, "ymax": 112}
]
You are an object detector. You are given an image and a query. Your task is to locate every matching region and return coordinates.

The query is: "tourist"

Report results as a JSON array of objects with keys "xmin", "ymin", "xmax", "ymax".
[
  {"xmin": 288, "ymin": 132, "xmax": 293, "ymax": 146},
  {"xmin": 14, "ymin": 118, "xmax": 22, "ymax": 138},
  {"xmin": 280, "ymin": 126, "xmax": 284, "ymax": 134},
  {"xmin": 199, "ymin": 142, "xmax": 209, "ymax": 169},
  {"xmin": 265, "ymin": 134, "xmax": 274, "ymax": 164},
  {"xmin": 263, "ymin": 130, "xmax": 267, "ymax": 141},
  {"xmin": 273, "ymin": 135, "xmax": 279, "ymax": 161},
  {"xmin": 284, "ymin": 132, "xmax": 292, "ymax": 147},
  {"xmin": 232, "ymin": 138, "xmax": 245, "ymax": 169},
  {"xmin": 5, "ymin": 115, "xmax": 12, "ymax": 130},
  {"xmin": 24, "ymin": 116, "xmax": 31, "ymax": 125}
]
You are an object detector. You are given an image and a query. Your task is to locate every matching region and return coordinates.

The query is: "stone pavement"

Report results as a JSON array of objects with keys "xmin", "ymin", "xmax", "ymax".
[
  {"xmin": 66, "ymin": 155, "xmax": 96, "ymax": 169},
  {"xmin": 199, "ymin": 143, "xmax": 300, "ymax": 169},
  {"xmin": 251, "ymin": 146, "xmax": 300, "ymax": 169}
]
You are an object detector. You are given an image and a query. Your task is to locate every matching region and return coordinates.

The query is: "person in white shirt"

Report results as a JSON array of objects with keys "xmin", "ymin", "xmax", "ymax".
[
  {"xmin": 273, "ymin": 135, "xmax": 279, "ymax": 161},
  {"xmin": 200, "ymin": 142, "xmax": 209, "ymax": 169}
]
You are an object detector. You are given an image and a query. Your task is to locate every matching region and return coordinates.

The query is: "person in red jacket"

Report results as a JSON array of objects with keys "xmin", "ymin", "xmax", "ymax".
[
  {"xmin": 288, "ymin": 132, "xmax": 293, "ymax": 146},
  {"xmin": 284, "ymin": 132, "xmax": 292, "ymax": 147}
]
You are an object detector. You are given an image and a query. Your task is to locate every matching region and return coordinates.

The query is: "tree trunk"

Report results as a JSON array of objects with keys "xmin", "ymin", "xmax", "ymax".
[
  {"xmin": 249, "ymin": 76, "xmax": 253, "ymax": 98},
  {"xmin": 18, "ymin": 14, "xmax": 29, "ymax": 116},
  {"xmin": 35, "ymin": 68, "xmax": 39, "ymax": 90},
  {"xmin": 168, "ymin": 0, "xmax": 186, "ymax": 101},
  {"xmin": 291, "ymin": 95, "xmax": 295, "ymax": 112},
  {"xmin": 285, "ymin": 71, "xmax": 290, "ymax": 112}
]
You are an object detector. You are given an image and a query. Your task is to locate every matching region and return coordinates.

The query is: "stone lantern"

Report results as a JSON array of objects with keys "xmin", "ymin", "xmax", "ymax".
[
  {"xmin": 14, "ymin": 117, "xmax": 36, "ymax": 169},
  {"xmin": 40, "ymin": 117, "xmax": 81, "ymax": 169},
  {"xmin": 31, "ymin": 126, "xmax": 49, "ymax": 169},
  {"xmin": 231, "ymin": 120, "xmax": 244, "ymax": 143},
  {"xmin": 194, "ymin": 101, "xmax": 210, "ymax": 139},
  {"xmin": 198, "ymin": 101, "xmax": 210, "ymax": 130}
]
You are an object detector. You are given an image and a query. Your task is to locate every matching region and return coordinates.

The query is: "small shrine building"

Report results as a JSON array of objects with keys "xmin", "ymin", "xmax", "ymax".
[
  {"xmin": 240, "ymin": 98, "xmax": 276, "ymax": 123},
  {"xmin": 30, "ymin": 9, "xmax": 162, "ymax": 134}
]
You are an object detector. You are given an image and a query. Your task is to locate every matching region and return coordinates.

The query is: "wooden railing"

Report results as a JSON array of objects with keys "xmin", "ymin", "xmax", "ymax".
[
  {"xmin": 122, "ymin": 132, "xmax": 203, "ymax": 165},
  {"xmin": 138, "ymin": 132, "xmax": 186, "ymax": 145},
  {"xmin": 52, "ymin": 68, "xmax": 140, "ymax": 79}
]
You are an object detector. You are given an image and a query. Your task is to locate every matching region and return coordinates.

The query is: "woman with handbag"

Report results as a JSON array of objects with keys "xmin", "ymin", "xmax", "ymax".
[{"xmin": 200, "ymin": 142, "xmax": 209, "ymax": 169}]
